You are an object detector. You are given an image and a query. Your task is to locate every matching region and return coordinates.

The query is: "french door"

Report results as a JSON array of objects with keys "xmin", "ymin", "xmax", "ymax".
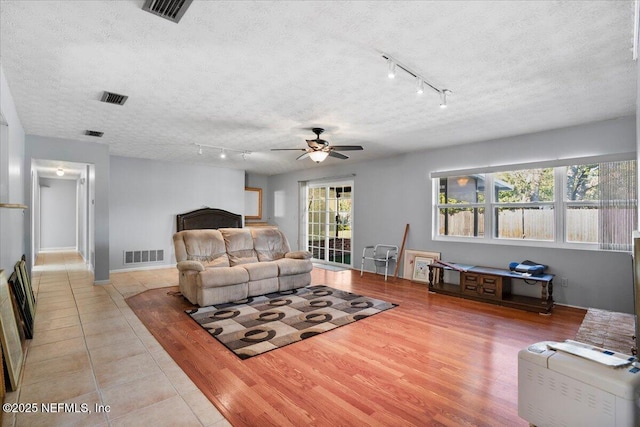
[{"xmin": 307, "ymin": 181, "xmax": 353, "ymax": 266}]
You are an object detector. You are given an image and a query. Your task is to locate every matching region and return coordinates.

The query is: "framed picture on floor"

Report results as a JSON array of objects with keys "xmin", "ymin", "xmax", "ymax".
[
  {"xmin": 0, "ymin": 270, "xmax": 24, "ymax": 391},
  {"xmin": 404, "ymin": 250, "xmax": 440, "ymax": 284}
]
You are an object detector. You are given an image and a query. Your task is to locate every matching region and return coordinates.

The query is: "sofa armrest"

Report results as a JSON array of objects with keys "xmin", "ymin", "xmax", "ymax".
[
  {"xmin": 285, "ymin": 251, "xmax": 312, "ymax": 260},
  {"xmin": 177, "ymin": 260, "xmax": 205, "ymax": 272}
]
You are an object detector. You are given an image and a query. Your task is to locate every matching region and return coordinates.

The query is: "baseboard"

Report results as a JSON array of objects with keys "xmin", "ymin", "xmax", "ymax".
[
  {"xmin": 553, "ymin": 302, "xmax": 589, "ymax": 311},
  {"xmin": 39, "ymin": 247, "xmax": 76, "ymax": 253},
  {"xmin": 109, "ymin": 263, "xmax": 174, "ymax": 274}
]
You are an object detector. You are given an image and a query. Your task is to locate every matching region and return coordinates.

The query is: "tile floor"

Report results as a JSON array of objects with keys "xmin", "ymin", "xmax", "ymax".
[{"xmin": 2, "ymin": 251, "xmax": 231, "ymax": 427}]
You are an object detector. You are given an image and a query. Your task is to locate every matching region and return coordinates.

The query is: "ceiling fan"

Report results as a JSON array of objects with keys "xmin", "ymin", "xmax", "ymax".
[{"xmin": 272, "ymin": 128, "xmax": 364, "ymax": 163}]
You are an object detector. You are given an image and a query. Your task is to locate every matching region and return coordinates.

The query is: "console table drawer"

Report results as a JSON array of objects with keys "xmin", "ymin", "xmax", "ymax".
[{"xmin": 462, "ymin": 273, "xmax": 503, "ymax": 300}]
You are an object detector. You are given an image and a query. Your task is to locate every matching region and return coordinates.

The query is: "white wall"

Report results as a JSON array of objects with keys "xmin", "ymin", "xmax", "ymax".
[
  {"xmin": 0, "ymin": 63, "xmax": 26, "ymax": 274},
  {"xmin": 109, "ymin": 156, "xmax": 245, "ymax": 271},
  {"xmin": 268, "ymin": 116, "xmax": 637, "ymax": 313},
  {"xmin": 39, "ymin": 178, "xmax": 76, "ymax": 250},
  {"xmin": 76, "ymin": 167, "xmax": 88, "ymax": 261}
]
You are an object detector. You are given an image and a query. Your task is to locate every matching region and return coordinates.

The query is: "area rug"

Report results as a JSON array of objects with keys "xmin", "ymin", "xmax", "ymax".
[
  {"xmin": 575, "ymin": 308, "xmax": 635, "ymax": 355},
  {"xmin": 186, "ymin": 284, "xmax": 397, "ymax": 359}
]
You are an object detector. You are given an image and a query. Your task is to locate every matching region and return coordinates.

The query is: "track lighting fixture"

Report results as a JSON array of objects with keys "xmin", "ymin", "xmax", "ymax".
[
  {"xmin": 56, "ymin": 168, "xmax": 64, "ymax": 177},
  {"xmin": 382, "ymin": 54, "xmax": 452, "ymax": 108},
  {"xmin": 194, "ymin": 143, "xmax": 251, "ymax": 159}
]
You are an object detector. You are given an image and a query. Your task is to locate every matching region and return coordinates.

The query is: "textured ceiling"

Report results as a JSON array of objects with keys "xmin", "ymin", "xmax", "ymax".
[{"xmin": 0, "ymin": 0, "xmax": 637, "ymax": 175}]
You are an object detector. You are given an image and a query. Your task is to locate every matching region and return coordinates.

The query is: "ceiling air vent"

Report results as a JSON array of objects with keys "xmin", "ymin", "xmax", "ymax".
[
  {"xmin": 85, "ymin": 130, "xmax": 104, "ymax": 138},
  {"xmin": 142, "ymin": 0, "xmax": 193, "ymax": 23},
  {"xmin": 100, "ymin": 91, "xmax": 128, "ymax": 106}
]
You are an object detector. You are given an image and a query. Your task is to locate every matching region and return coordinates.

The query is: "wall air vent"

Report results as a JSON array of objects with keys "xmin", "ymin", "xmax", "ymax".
[
  {"xmin": 124, "ymin": 249, "xmax": 164, "ymax": 265},
  {"xmin": 100, "ymin": 91, "xmax": 128, "ymax": 106},
  {"xmin": 142, "ymin": 0, "xmax": 193, "ymax": 23},
  {"xmin": 85, "ymin": 130, "xmax": 104, "ymax": 137}
]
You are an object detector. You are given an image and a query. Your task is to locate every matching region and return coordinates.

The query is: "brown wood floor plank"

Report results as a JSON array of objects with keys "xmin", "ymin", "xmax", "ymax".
[{"xmin": 126, "ymin": 269, "xmax": 586, "ymax": 426}]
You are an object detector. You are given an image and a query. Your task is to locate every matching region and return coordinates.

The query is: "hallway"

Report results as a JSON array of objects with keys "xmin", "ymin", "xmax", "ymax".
[{"xmin": 2, "ymin": 251, "xmax": 230, "ymax": 427}]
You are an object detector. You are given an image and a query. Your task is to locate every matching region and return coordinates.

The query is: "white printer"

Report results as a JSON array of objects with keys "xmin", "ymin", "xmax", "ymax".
[{"xmin": 518, "ymin": 340, "xmax": 640, "ymax": 427}]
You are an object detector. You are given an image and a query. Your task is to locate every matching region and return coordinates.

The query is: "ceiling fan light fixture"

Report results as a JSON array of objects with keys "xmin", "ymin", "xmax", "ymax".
[{"xmin": 308, "ymin": 151, "xmax": 329, "ymax": 163}]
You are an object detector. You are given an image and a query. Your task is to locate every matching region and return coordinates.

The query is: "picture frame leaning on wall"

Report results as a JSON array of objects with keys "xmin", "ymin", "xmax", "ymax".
[{"xmin": 404, "ymin": 250, "xmax": 440, "ymax": 284}]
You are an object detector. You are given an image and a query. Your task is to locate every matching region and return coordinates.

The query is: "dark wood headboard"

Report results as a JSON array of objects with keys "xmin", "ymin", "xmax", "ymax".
[{"xmin": 176, "ymin": 208, "xmax": 242, "ymax": 231}]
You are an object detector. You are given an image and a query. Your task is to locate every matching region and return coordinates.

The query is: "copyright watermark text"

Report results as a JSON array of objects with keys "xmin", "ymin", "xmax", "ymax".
[{"xmin": 3, "ymin": 402, "xmax": 111, "ymax": 413}]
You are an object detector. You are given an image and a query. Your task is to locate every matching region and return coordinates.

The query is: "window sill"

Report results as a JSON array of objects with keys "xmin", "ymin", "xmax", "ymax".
[{"xmin": 433, "ymin": 235, "xmax": 628, "ymax": 253}]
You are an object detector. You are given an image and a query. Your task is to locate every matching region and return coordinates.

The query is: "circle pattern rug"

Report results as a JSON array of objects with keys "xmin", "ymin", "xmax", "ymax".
[{"xmin": 186, "ymin": 285, "xmax": 397, "ymax": 359}]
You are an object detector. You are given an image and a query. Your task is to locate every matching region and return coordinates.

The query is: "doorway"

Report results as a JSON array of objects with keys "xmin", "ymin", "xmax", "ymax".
[
  {"xmin": 31, "ymin": 159, "xmax": 95, "ymax": 272},
  {"xmin": 307, "ymin": 181, "xmax": 353, "ymax": 266}
]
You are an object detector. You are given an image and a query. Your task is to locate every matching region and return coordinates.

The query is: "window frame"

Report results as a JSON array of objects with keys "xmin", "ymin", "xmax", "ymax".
[{"xmin": 432, "ymin": 157, "xmax": 636, "ymax": 251}]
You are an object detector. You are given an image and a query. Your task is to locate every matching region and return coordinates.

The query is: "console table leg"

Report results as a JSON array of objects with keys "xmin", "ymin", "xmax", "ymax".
[{"xmin": 541, "ymin": 282, "xmax": 548, "ymax": 302}]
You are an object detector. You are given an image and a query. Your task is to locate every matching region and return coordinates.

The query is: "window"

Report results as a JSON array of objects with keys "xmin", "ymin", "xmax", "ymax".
[
  {"xmin": 493, "ymin": 168, "xmax": 555, "ymax": 241},
  {"xmin": 434, "ymin": 160, "xmax": 637, "ymax": 250},
  {"xmin": 565, "ymin": 164, "xmax": 599, "ymax": 244},
  {"xmin": 438, "ymin": 175, "xmax": 485, "ymax": 237}
]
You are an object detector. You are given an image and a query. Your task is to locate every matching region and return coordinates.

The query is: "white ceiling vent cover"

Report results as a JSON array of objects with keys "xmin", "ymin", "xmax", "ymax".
[
  {"xmin": 142, "ymin": 0, "xmax": 193, "ymax": 23},
  {"xmin": 100, "ymin": 91, "xmax": 128, "ymax": 106}
]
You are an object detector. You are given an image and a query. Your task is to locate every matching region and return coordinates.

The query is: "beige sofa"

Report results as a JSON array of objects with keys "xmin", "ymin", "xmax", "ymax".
[{"xmin": 173, "ymin": 227, "xmax": 313, "ymax": 306}]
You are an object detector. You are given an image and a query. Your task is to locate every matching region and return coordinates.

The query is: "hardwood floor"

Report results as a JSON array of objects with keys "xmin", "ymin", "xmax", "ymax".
[{"xmin": 126, "ymin": 268, "xmax": 586, "ymax": 426}]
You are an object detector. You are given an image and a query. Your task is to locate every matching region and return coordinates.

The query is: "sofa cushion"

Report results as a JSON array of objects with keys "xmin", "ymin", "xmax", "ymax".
[
  {"xmin": 276, "ymin": 258, "xmax": 314, "ymax": 276},
  {"xmin": 243, "ymin": 261, "xmax": 278, "ymax": 281},
  {"xmin": 250, "ymin": 228, "xmax": 291, "ymax": 261},
  {"xmin": 198, "ymin": 266, "xmax": 249, "ymax": 288},
  {"xmin": 174, "ymin": 230, "xmax": 230, "ymax": 267},
  {"xmin": 220, "ymin": 228, "xmax": 259, "ymax": 266}
]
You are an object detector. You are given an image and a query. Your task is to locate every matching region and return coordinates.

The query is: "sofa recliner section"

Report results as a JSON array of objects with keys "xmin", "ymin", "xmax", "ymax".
[{"xmin": 173, "ymin": 227, "xmax": 312, "ymax": 306}]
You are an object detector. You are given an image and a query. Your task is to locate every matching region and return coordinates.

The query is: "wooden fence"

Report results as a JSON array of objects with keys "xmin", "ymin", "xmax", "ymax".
[{"xmin": 439, "ymin": 209, "xmax": 601, "ymax": 242}]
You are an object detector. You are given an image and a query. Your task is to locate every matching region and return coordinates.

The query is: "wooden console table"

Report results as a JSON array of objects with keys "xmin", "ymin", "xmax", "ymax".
[{"xmin": 427, "ymin": 262, "xmax": 554, "ymax": 314}]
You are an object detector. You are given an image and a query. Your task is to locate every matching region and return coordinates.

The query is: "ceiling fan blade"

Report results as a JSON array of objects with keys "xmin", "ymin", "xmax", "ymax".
[
  {"xmin": 296, "ymin": 152, "xmax": 311, "ymax": 161},
  {"xmin": 329, "ymin": 145, "xmax": 363, "ymax": 151},
  {"xmin": 271, "ymin": 148, "xmax": 307, "ymax": 151},
  {"xmin": 328, "ymin": 151, "xmax": 349, "ymax": 160}
]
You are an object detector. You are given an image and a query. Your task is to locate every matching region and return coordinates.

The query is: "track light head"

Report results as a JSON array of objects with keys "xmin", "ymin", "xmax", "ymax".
[
  {"xmin": 387, "ymin": 59, "xmax": 396, "ymax": 79},
  {"xmin": 220, "ymin": 149, "xmax": 226, "ymax": 159},
  {"xmin": 198, "ymin": 146, "xmax": 203, "ymax": 155},
  {"xmin": 416, "ymin": 78, "xmax": 424, "ymax": 94},
  {"xmin": 440, "ymin": 89, "xmax": 451, "ymax": 109}
]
